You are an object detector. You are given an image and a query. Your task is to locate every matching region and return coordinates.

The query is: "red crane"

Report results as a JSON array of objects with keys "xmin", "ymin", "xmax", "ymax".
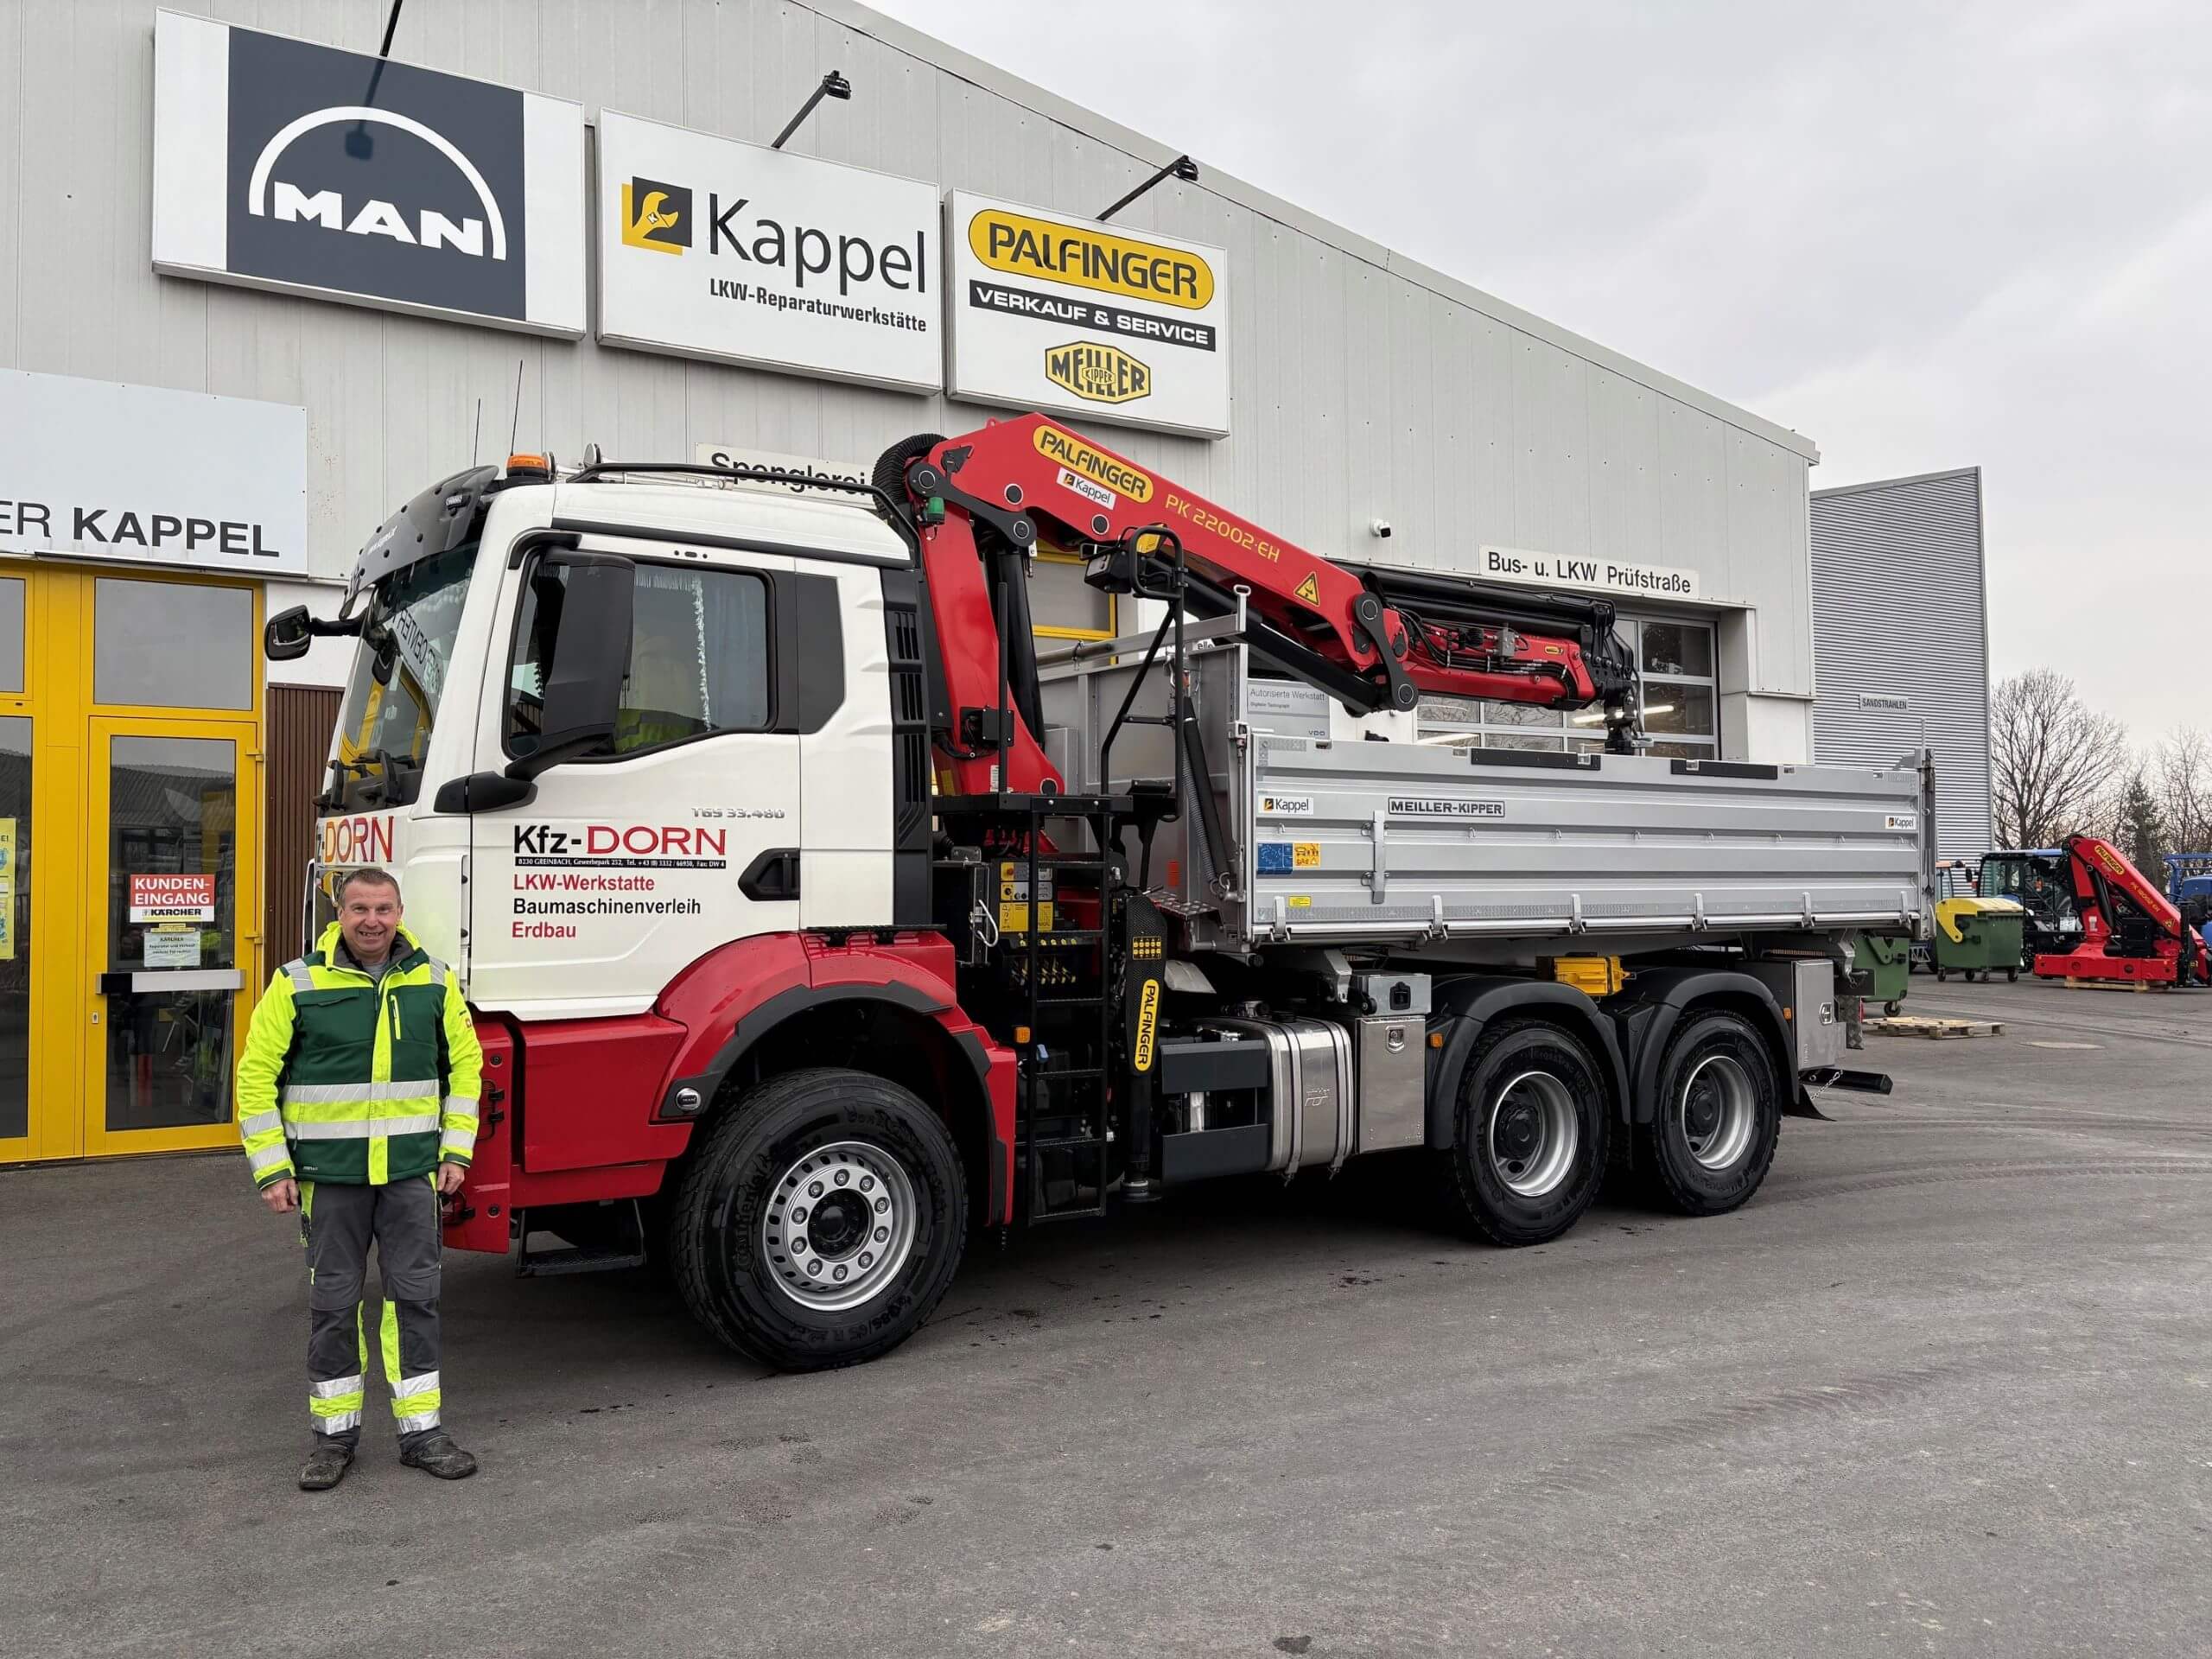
[
  {"xmin": 875, "ymin": 415, "xmax": 1643, "ymax": 798},
  {"xmin": 2032, "ymin": 833, "xmax": 2210, "ymax": 987}
]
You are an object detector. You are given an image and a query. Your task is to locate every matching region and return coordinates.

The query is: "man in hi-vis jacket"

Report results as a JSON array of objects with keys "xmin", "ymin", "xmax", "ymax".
[{"xmin": 237, "ymin": 867, "xmax": 484, "ymax": 1491}]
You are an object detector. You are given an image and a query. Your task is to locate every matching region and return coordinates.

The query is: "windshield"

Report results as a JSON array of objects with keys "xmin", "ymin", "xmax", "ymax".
[
  {"xmin": 1981, "ymin": 855, "xmax": 2074, "ymax": 922},
  {"xmin": 327, "ymin": 543, "xmax": 477, "ymax": 811}
]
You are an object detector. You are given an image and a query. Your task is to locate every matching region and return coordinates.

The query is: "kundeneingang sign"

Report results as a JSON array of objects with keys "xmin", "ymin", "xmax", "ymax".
[
  {"xmin": 151, "ymin": 10, "xmax": 585, "ymax": 334},
  {"xmin": 596, "ymin": 111, "xmax": 941, "ymax": 392}
]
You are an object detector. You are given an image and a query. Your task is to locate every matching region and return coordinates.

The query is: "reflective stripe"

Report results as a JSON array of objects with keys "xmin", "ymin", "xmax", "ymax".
[
  {"xmin": 286, "ymin": 960, "xmax": 315, "ymax": 994},
  {"xmin": 395, "ymin": 1409, "xmax": 441, "ymax": 1434},
  {"xmin": 312, "ymin": 1410, "xmax": 363, "ymax": 1436},
  {"xmin": 239, "ymin": 1108, "xmax": 283, "ymax": 1138},
  {"xmin": 289, "ymin": 1113, "xmax": 442, "ymax": 1140},
  {"xmin": 427, "ymin": 960, "xmax": 446, "ymax": 988},
  {"xmin": 391, "ymin": 1370, "xmax": 441, "ymax": 1402},
  {"xmin": 311, "ymin": 1373, "xmax": 365, "ymax": 1400},
  {"xmin": 247, "ymin": 1141, "xmax": 293, "ymax": 1173},
  {"xmin": 283, "ymin": 1080, "xmax": 442, "ymax": 1106},
  {"xmin": 440, "ymin": 1135, "xmax": 475, "ymax": 1156},
  {"xmin": 442, "ymin": 1096, "xmax": 478, "ymax": 1117}
]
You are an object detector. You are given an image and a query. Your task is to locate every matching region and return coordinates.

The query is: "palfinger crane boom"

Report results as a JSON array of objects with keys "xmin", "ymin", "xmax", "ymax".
[{"xmin": 874, "ymin": 415, "xmax": 1642, "ymax": 798}]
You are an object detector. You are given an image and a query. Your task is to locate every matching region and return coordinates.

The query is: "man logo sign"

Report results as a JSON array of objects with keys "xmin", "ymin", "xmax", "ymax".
[
  {"xmin": 152, "ymin": 13, "xmax": 584, "ymax": 335},
  {"xmin": 251, "ymin": 109, "xmax": 509, "ymax": 260}
]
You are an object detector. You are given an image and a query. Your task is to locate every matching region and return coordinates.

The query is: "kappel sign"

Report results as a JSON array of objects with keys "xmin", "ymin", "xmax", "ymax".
[
  {"xmin": 0, "ymin": 369, "xmax": 308, "ymax": 576},
  {"xmin": 1479, "ymin": 546, "xmax": 1701, "ymax": 601},
  {"xmin": 948, "ymin": 192, "xmax": 1231, "ymax": 438},
  {"xmin": 130, "ymin": 873, "xmax": 218, "ymax": 924},
  {"xmin": 151, "ymin": 10, "xmax": 585, "ymax": 334},
  {"xmin": 597, "ymin": 111, "xmax": 940, "ymax": 392}
]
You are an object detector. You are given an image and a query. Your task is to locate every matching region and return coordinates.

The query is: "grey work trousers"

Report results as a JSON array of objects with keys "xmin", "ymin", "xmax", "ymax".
[{"xmin": 299, "ymin": 1176, "xmax": 444, "ymax": 1450}]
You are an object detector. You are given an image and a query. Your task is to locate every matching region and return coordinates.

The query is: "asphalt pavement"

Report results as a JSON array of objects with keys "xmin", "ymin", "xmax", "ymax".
[{"xmin": 3, "ymin": 972, "xmax": 2209, "ymax": 1657}]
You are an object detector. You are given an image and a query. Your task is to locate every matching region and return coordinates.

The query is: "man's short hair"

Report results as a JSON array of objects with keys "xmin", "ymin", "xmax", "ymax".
[{"xmin": 335, "ymin": 867, "xmax": 402, "ymax": 904}]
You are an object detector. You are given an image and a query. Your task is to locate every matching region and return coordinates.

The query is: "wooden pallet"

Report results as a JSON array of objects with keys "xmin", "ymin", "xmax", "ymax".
[
  {"xmin": 2060, "ymin": 976, "xmax": 2172, "ymax": 994},
  {"xmin": 1866, "ymin": 1014, "xmax": 2005, "ymax": 1039}
]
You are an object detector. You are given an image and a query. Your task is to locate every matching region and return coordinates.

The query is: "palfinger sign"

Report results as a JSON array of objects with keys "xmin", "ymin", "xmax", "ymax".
[{"xmin": 947, "ymin": 191, "xmax": 1230, "ymax": 438}]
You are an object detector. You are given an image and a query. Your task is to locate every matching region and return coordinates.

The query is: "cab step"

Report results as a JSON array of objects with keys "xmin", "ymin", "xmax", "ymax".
[{"xmin": 515, "ymin": 1201, "xmax": 649, "ymax": 1275}]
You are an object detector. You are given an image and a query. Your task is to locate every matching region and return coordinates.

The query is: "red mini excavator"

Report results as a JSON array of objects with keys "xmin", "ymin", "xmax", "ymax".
[
  {"xmin": 2031, "ymin": 833, "xmax": 2210, "ymax": 987},
  {"xmin": 874, "ymin": 415, "xmax": 1643, "ymax": 798}
]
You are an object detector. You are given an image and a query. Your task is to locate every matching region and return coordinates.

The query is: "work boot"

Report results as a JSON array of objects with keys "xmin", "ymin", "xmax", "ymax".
[
  {"xmin": 398, "ymin": 1432, "xmax": 478, "ymax": 1480},
  {"xmin": 298, "ymin": 1442, "xmax": 354, "ymax": 1491}
]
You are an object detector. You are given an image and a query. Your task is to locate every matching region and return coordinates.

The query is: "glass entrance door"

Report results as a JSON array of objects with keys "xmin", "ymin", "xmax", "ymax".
[{"xmin": 84, "ymin": 716, "xmax": 259, "ymax": 1155}]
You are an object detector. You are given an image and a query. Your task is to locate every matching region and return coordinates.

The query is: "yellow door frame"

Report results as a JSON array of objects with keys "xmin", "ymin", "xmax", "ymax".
[
  {"xmin": 81, "ymin": 711, "xmax": 262, "ymax": 1158},
  {"xmin": 0, "ymin": 563, "xmax": 264, "ymax": 1165}
]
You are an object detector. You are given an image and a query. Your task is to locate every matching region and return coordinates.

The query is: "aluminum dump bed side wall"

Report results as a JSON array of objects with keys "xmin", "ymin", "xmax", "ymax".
[
  {"xmin": 1244, "ymin": 741, "xmax": 1929, "ymax": 946},
  {"xmin": 1039, "ymin": 635, "xmax": 1932, "ymax": 953}
]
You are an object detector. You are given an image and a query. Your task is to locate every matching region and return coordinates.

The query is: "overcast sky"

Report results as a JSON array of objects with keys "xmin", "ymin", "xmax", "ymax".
[{"xmin": 875, "ymin": 0, "xmax": 2209, "ymax": 746}]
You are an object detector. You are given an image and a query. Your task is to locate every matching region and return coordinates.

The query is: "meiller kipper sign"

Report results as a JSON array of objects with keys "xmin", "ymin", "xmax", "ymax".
[
  {"xmin": 596, "ymin": 110, "xmax": 941, "ymax": 392},
  {"xmin": 947, "ymin": 191, "xmax": 1231, "ymax": 438}
]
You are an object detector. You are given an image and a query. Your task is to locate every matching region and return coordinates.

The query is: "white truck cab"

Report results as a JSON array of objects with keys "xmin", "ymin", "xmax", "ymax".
[{"xmin": 289, "ymin": 462, "xmax": 917, "ymax": 1021}]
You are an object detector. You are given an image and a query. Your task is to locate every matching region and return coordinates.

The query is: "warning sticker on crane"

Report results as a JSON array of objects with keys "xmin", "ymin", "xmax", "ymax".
[{"xmin": 1294, "ymin": 572, "xmax": 1320, "ymax": 605}]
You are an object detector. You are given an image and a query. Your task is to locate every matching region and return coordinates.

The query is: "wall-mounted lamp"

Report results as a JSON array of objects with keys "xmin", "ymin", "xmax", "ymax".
[
  {"xmin": 772, "ymin": 70, "xmax": 853, "ymax": 149},
  {"xmin": 1098, "ymin": 155, "xmax": 1198, "ymax": 222}
]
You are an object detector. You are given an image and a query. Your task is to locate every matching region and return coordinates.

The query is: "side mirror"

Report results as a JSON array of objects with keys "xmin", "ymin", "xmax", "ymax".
[
  {"xmin": 264, "ymin": 605, "xmax": 315, "ymax": 662},
  {"xmin": 505, "ymin": 551, "xmax": 635, "ymax": 780}
]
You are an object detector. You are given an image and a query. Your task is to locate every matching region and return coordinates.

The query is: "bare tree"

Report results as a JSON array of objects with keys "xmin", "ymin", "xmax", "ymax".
[
  {"xmin": 1990, "ymin": 670, "xmax": 2127, "ymax": 849},
  {"xmin": 2155, "ymin": 727, "xmax": 2212, "ymax": 853}
]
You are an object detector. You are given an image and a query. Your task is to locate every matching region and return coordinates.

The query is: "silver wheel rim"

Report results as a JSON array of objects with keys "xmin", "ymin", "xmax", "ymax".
[
  {"xmin": 761, "ymin": 1140, "xmax": 919, "ymax": 1312},
  {"xmin": 1678, "ymin": 1054, "xmax": 1756, "ymax": 1171},
  {"xmin": 1488, "ymin": 1071, "xmax": 1580, "ymax": 1198}
]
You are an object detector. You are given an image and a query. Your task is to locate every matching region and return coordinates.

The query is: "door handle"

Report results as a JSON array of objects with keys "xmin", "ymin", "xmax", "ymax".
[
  {"xmin": 97, "ymin": 969, "xmax": 247, "ymax": 995},
  {"xmin": 738, "ymin": 849, "xmax": 802, "ymax": 902}
]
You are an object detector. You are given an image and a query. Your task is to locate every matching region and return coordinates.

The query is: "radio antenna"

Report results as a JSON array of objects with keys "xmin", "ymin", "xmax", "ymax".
[
  {"xmin": 471, "ymin": 397, "xmax": 482, "ymax": 466},
  {"xmin": 508, "ymin": 358, "xmax": 524, "ymax": 457}
]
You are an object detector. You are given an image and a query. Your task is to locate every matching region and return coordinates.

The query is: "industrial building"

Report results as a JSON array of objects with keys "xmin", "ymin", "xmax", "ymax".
[
  {"xmin": 0, "ymin": 0, "xmax": 1829, "ymax": 1165},
  {"xmin": 1810, "ymin": 468, "xmax": 1993, "ymax": 862}
]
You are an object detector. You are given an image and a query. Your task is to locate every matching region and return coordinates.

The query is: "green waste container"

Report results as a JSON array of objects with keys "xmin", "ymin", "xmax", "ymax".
[
  {"xmin": 1857, "ymin": 932, "xmax": 1911, "ymax": 1015},
  {"xmin": 1932, "ymin": 898, "xmax": 2026, "ymax": 983}
]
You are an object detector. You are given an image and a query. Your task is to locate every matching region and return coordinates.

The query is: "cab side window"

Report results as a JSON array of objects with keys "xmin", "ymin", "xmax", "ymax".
[{"xmin": 507, "ymin": 561, "xmax": 771, "ymax": 760}]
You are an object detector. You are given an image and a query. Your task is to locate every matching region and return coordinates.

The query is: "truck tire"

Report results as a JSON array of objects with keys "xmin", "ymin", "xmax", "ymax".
[
  {"xmin": 1633, "ymin": 1010, "xmax": 1779, "ymax": 1217},
  {"xmin": 671, "ymin": 1067, "xmax": 968, "ymax": 1371},
  {"xmin": 1440, "ymin": 1019, "xmax": 1610, "ymax": 1246}
]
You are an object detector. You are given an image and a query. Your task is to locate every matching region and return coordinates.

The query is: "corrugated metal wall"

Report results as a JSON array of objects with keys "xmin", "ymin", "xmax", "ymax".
[
  {"xmin": 264, "ymin": 682, "xmax": 340, "ymax": 967},
  {"xmin": 0, "ymin": 0, "xmax": 1821, "ymax": 715},
  {"xmin": 1810, "ymin": 469, "xmax": 1992, "ymax": 860}
]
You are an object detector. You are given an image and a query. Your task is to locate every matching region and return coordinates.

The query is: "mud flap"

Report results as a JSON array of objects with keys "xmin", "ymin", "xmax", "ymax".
[{"xmin": 1788, "ymin": 1086, "xmax": 1833, "ymax": 1121}]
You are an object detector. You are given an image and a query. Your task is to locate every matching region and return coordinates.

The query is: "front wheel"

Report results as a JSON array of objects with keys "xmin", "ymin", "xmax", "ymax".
[
  {"xmin": 671, "ymin": 1068, "xmax": 968, "ymax": 1370},
  {"xmin": 1633, "ymin": 1010, "xmax": 1781, "ymax": 1217},
  {"xmin": 2006, "ymin": 968, "xmax": 2019, "ymax": 982},
  {"xmin": 1440, "ymin": 1019, "xmax": 1611, "ymax": 1246}
]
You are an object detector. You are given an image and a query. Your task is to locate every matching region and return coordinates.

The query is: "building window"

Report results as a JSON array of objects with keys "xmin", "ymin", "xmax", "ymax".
[
  {"xmin": 1416, "ymin": 613, "xmax": 1717, "ymax": 757},
  {"xmin": 1030, "ymin": 550, "xmax": 1116, "ymax": 642},
  {"xmin": 93, "ymin": 579, "xmax": 254, "ymax": 710}
]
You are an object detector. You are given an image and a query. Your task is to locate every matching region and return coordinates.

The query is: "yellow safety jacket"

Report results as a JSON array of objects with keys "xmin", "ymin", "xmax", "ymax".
[{"xmin": 236, "ymin": 923, "xmax": 483, "ymax": 1189}]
